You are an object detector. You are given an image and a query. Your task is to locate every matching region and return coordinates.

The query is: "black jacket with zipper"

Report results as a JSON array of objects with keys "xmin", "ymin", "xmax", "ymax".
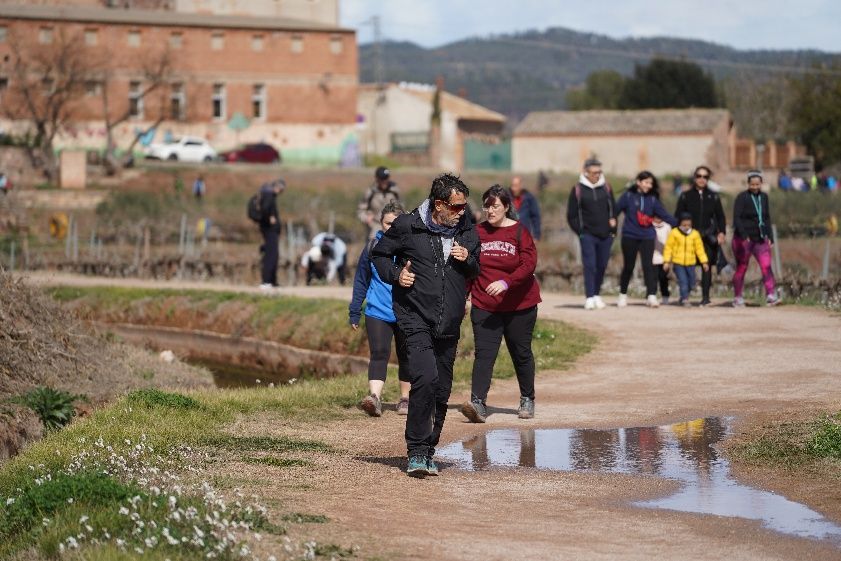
[
  {"xmin": 371, "ymin": 207, "xmax": 480, "ymax": 339},
  {"xmin": 733, "ymin": 190, "xmax": 774, "ymax": 242},
  {"xmin": 674, "ymin": 187, "xmax": 726, "ymax": 242},
  {"xmin": 566, "ymin": 183, "xmax": 616, "ymax": 239}
]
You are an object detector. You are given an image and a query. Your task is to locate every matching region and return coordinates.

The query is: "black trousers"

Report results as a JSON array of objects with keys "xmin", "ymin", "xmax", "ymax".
[
  {"xmin": 260, "ymin": 227, "xmax": 280, "ymax": 286},
  {"xmin": 403, "ymin": 328, "xmax": 458, "ymax": 458},
  {"xmin": 365, "ymin": 316, "xmax": 409, "ymax": 383},
  {"xmin": 470, "ymin": 305, "xmax": 538, "ymax": 403},
  {"xmin": 619, "ymin": 237, "xmax": 656, "ymax": 296},
  {"xmin": 699, "ymin": 242, "xmax": 717, "ymax": 301},
  {"xmin": 655, "ymin": 264, "xmax": 671, "ymax": 298}
]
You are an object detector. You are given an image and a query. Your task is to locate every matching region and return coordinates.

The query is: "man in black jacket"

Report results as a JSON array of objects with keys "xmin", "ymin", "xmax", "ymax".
[
  {"xmin": 258, "ymin": 179, "xmax": 285, "ymax": 289},
  {"xmin": 372, "ymin": 173, "xmax": 480, "ymax": 477},
  {"xmin": 674, "ymin": 166, "xmax": 726, "ymax": 306}
]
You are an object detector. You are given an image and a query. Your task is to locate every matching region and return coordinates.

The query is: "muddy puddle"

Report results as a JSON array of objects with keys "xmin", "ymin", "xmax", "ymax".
[{"xmin": 437, "ymin": 417, "xmax": 841, "ymax": 545}]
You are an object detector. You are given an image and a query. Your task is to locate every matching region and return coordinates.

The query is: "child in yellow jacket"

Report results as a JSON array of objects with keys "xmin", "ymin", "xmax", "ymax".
[{"xmin": 663, "ymin": 212, "xmax": 709, "ymax": 307}]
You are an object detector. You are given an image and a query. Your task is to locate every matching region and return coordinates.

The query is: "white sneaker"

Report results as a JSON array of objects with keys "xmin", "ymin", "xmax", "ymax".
[
  {"xmin": 617, "ymin": 294, "xmax": 628, "ymax": 308},
  {"xmin": 593, "ymin": 296, "xmax": 607, "ymax": 309},
  {"xmin": 646, "ymin": 295, "xmax": 660, "ymax": 308},
  {"xmin": 733, "ymin": 297, "xmax": 745, "ymax": 308},
  {"xmin": 584, "ymin": 297, "xmax": 596, "ymax": 310},
  {"xmin": 259, "ymin": 283, "xmax": 274, "ymax": 291}
]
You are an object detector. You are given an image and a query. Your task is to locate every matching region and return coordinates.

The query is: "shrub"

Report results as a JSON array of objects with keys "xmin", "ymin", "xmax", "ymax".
[
  {"xmin": 807, "ymin": 412, "xmax": 841, "ymax": 459},
  {"xmin": 125, "ymin": 388, "xmax": 201, "ymax": 410},
  {"xmin": 12, "ymin": 386, "xmax": 85, "ymax": 431}
]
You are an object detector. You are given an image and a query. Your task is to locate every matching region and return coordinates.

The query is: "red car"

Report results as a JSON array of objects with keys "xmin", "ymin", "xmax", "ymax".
[{"xmin": 221, "ymin": 143, "xmax": 281, "ymax": 164}]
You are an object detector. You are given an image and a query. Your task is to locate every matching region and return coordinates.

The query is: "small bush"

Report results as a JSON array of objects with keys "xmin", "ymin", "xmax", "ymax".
[
  {"xmin": 807, "ymin": 413, "xmax": 841, "ymax": 459},
  {"xmin": 125, "ymin": 388, "xmax": 201, "ymax": 410},
  {"xmin": 12, "ymin": 386, "xmax": 86, "ymax": 431}
]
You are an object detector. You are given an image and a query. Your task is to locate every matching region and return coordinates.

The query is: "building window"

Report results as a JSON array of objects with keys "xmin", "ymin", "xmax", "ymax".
[
  {"xmin": 212, "ymin": 83, "xmax": 225, "ymax": 120},
  {"xmin": 170, "ymin": 83, "xmax": 185, "ymax": 120},
  {"xmin": 252, "ymin": 84, "xmax": 265, "ymax": 120},
  {"xmin": 251, "ymin": 34, "xmax": 264, "ymax": 52},
  {"xmin": 39, "ymin": 27, "xmax": 54, "ymax": 45},
  {"xmin": 84, "ymin": 28, "xmax": 98, "ymax": 46},
  {"xmin": 85, "ymin": 80, "xmax": 101, "ymax": 97},
  {"xmin": 290, "ymin": 35, "xmax": 303, "ymax": 53},
  {"xmin": 330, "ymin": 36, "xmax": 343, "ymax": 55},
  {"xmin": 129, "ymin": 81, "xmax": 143, "ymax": 118},
  {"xmin": 211, "ymin": 32, "xmax": 224, "ymax": 51},
  {"xmin": 0, "ymin": 26, "xmax": 7, "ymax": 43},
  {"xmin": 170, "ymin": 32, "xmax": 183, "ymax": 49},
  {"xmin": 127, "ymin": 30, "xmax": 141, "ymax": 48}
]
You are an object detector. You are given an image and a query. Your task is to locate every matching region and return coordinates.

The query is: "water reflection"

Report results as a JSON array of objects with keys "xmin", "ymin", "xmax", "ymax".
[{"xmin": 437, "ymin": 417, "xmax": 841, "ymax": 545}]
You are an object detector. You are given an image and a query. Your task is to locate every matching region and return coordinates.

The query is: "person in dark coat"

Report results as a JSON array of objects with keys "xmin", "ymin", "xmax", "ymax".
[
  {"xmin": 372, "ymin": 173, "xmax": 480, "ymax": 478},
  {"xmin": 674, "ymin": 166, "xmax": 726, "ymax": 306},
  {"xmin": 258, "ymin": 179, "xmax": 285, "ymax": 289},
  {"xmin": 510, "ymin": 176, "xmax": 541, "ymax": 240}
]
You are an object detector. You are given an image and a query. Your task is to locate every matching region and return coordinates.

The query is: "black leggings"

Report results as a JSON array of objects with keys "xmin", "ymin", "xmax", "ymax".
[
  {"xmin": 620, "ymin": 237, "xmax": 656, "ymax": 296},
  {"xmin": 470, "ymin": 305, "xmax": 538, "ymax": 403},
  {"xmin": 365, "ymin": 316, "xmax": 409, "ymax": 383},
  {"xmin": 655, "ymin": 264, "xmax": 670, "ymax": 298}
]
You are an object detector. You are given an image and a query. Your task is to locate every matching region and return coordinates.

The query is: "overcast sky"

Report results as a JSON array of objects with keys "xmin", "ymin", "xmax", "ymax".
[{"xmin": 342, "ymin": 0, "xmax": 841, "ymax": 53}]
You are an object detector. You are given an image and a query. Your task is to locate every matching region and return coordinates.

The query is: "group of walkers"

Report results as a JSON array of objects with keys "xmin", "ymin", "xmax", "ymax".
[{"xmin": 569, "ymin": 158, "xmax": 779, "ymax": 309}]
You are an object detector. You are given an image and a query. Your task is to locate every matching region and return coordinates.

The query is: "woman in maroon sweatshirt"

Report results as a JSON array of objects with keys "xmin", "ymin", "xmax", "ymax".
[{"xmin": 461, "ymin": 185, "xmax": 542, "ymax": 423}]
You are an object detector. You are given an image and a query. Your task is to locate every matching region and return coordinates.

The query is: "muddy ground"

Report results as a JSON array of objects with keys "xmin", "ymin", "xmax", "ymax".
[{"xmin": 24, "ymin": 272, "xmax": 841, "ymax": 560}]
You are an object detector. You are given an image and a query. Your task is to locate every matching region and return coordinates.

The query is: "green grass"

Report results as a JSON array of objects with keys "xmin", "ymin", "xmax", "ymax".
[
  {"xmin": 242, "ymin": 457, "xmax": 312, "ymax": 468},
  {"xmin": 283, "ymin": 513, "xmax": 329, "ymax": 524},
  {"xmin": 730, "ymin": 411, "xmax": 841, "ymax": 469}
]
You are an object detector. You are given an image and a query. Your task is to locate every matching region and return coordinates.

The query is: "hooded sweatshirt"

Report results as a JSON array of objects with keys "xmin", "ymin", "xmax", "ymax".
[
  {"xmin": 566, "ymin": 173, "xmax": 616, "ymax": 239},
  {"xmin": 615, "ymin": 190, "xmax": 677, "ymax": 240}
]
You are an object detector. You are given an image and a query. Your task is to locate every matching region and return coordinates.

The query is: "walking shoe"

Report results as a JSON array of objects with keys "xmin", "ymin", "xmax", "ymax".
[
  {"xmin": 460, "ymin": 398, "xmax": 487, "ymax": 423},
  {"xmin": 406, "ymin": 456, "xmax": 429, "ymax": 477},
  {"xmin": 359, "ymin": 394, "xmax": 382, "ymax": 417},
  {"xmin": 661, "ymin": 296, "xmax": 670, "ymax": 306},
  {"xmin": 733, "ymin": 297, "xmax": 746, "ymax": 308},
  {"xmin": 518, "ymin": 397, "xmax": 535, "ymax": 419},
  {"xmin": 646, "ymin": 295, "xmax": 660, "ymax": 308},
  {"xmin": 680, "ymin": 298, "xmax": 691, "ymax": 307},
  {"xmin": 396, "ymin": 397, "xmax": 409, "ymax": 416},
  {"xmin": 259, "ymin": 283, "xmax": 273, "ymax": 291},
  {"xmin": 426, "ymin": 458, "xmax": 439, "ymax": 476},
  {"xmin": 699, "ymin": 299, "xmax": 711, "ymax": 307},
  {"xmin": 617, "ymin": 293, "xmax": 628, "ymax": 307},
  {"xmin": 584, "ymin": 297, "xmax": 596, "ymax": 310},
  {"xmin": 766, "ymin": 295, "xmax": 781, "ymax": 306},
  {"xmin": 593, "ymin": 295, "xmax": 607, "ymax": 309}
]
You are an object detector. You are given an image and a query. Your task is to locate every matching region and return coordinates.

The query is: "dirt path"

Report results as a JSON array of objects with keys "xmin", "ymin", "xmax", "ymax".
[{"xmin": 22, "ymin": 272, "xmax": 841, "ymax": 560}]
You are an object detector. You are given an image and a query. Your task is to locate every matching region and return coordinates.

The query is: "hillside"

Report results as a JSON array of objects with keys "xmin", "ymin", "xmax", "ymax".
[{"xmin": 359, "ymin": 27, "xmax": 840, "ymax": 123}]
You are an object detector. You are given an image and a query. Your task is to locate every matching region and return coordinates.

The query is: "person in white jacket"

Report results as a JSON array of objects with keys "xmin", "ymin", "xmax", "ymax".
[{"xmin": 652, "ymin": 216, "xmax": 672, "ymax": 305}]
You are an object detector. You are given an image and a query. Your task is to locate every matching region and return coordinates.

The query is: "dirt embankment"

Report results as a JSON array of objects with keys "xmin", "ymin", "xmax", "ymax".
[{"xmin": 0, "ymin": 273, "xmax": 212, "ymax": 457}]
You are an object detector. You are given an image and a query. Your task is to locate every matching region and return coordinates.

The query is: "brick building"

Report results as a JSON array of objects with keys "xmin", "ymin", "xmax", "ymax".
[{"xmin": 0, "ymin": 2, "xmax": 357, "ymax": 164}]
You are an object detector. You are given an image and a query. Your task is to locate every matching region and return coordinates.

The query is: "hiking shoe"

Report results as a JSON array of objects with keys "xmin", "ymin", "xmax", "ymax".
[
  {"xmin": 646, "ymin": 295, "xmax": 660, "ymax": 308},
  {"xmin": 733, "ymin": 297, "xmax": 746, "ymax": 308},
  {"xmin": 406, "ymin": 456, "xmax": 429, "ymax": 477},
  {"xmin": 518, "ymin": 397, "xmax": 535, "ymax": 419},
  {"xmin": 396, "ymin": 397, "xmax": 409, "ymax": 416},
  {"xmin": 680, "ymin": 298, "xmax": 691, "ymax": 307},
  {"xmin": 617, "ymin": 293, "xmax": 628, "ymax": 307},
  {"xmin": 766, "ymin": 295, "xmax": 781, "ymax": 307},
  {"xmin": 593, "ymin": 296, "xmax": 607, "ymax": 309},
  {"xmin": 426, "ymin": 458, "xmax": 439, "ymax": 476},
  {"xmin": 359, "ymin": 394, "xmax": 382, "ymax": 417},
  {"xmin": 699, "ymin": 299, "xmax": 711, "ymax": 307},
  {"xmin": 460, "ymin": 398, "xmax": 487, "ymax": 423},
  {"xmin": 584, "ymin": 297, "xmax": 596, "ymax": 310}
]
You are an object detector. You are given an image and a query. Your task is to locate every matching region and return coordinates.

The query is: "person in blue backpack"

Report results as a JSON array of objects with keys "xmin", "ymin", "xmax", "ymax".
[
  {"xmin": 614, "ymin": 171, "xmax": 677, "ymax": 308},
  {"xmin": 349, "ymin": 201, "xmax": 411, "ymax": 417}
]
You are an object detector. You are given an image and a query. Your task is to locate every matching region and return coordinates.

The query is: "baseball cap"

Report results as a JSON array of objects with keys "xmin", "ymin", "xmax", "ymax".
[{"xmin": 375, "ymin": 166, "xmax": 390, "ymax": 180}]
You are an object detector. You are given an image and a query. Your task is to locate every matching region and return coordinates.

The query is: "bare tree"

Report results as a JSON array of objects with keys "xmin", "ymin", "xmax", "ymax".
[
  {"xmin": 98, "ymin": 46, "xmax": 178, "ymax": 175},
  {"xmin": 4, "ymin": 29, "xmax": 93, "ymax": 180}
]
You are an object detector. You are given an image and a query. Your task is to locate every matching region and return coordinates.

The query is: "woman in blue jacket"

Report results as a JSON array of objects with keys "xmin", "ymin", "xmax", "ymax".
[
  {"xmin": 615, "ymin": 171, "xmax": 677, "ymax": 308},
  {"xmin": 349, "ymin": 201, "xmax": 411, "ymax": 417}
]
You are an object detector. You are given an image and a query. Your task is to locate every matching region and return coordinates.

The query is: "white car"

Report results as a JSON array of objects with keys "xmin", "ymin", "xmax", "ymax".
[{"xmin": 144, "ymin": 136, "xmax": 217, "ymax": 162}]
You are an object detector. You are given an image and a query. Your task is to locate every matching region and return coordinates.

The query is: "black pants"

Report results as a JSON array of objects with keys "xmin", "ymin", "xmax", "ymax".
[
  {"xmin": 619, "ymin": 237, "xmax": 656, "ymax": 296},
  {"xmin": 260, "ymin": 227, "xmax": 280, "ymax": 286},
  {"xmin": 655, "ymin": 264, "xmax": 670, "ymax": 298},
  {"xmin": 365, "ymin": 316, "xmax": 409, "ymax": 383},
  {"xmin": 403, "ymin": 328, "xmax": 458, "ymax": 458},
  {"xmin": 470, "ymin": 305, "xmax": 537, "ymax": 403},
  {"xmin": 699, "ymin": 242, "xmax": 717, "ymax": 301}
]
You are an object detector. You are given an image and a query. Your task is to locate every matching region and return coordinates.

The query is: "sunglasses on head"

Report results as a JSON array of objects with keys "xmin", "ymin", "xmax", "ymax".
[{"xmin": 439, "ymin": 200, "xmax": 468, "ymax": 212}]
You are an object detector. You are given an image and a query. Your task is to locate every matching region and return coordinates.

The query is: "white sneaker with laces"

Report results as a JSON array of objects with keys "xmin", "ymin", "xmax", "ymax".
[
  {"xmin": 733, "ymin": 297, "xmax": 745, "ymax": 308},
  {"xmin": 617, "ymin": 294, "xmax": 628, "ymax": 308},
  {"xmin": 584, "ymin": 297, "xmax": 596, "ymax": 310},
  {"xmin": 646, "ymin": 295, "xmax": 660, "ymax": 308},
  {"xmin": 259, "ymin": 283, "xmax": 274, "ymax": 291},
  {"xmin": 593, "ymin": 296, "xmax": 607, "ymax": 309}
]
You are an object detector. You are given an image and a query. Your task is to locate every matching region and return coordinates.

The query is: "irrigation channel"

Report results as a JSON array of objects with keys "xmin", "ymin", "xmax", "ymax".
[{"xmin": 102, "ymin": 323, "xmax": 369, "ymax": 387}]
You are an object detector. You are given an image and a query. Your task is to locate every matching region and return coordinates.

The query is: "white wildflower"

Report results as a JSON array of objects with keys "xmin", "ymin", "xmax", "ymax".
[{"xmin": 5, "ymin": 498, "xmax": 14, "ymax": 506}]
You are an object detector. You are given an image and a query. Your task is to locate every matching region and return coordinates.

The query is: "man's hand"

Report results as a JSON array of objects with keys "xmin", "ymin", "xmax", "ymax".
[
  {"xmin": 608, "ymin": 218, "xmax": 617, "ymax": 228},
  {"xmin": 717, "ymin": 232, "xmax": 726, "ymax": 245},
  {"xmin": 663, "ymin": 262, "xmax": 671, "ymax": 272},
  {"xmin": 485, "ymin": 280, "xmax": 508, "ymax": 297},
  {"xmin": 351, "ymin": 324, "xmax": 359, "ymax": 331},
  {"xmin": 269, "ymin": 216, "xmax": 277, "ymax": 225},
  {"xmin": 399, "ymin": 260, "xmax": 415, "ymax": 288},
  {"xmin": 702, "ymin": 263, "xmax": 710, "ymax": 272},
  {"xmin": 451, "ymin": 241, "xmax": 468, "ymax": 262}
]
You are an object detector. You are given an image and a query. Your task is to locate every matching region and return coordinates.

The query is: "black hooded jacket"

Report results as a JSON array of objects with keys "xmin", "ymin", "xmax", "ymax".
[
  {"xmin": 372, "ymin": 207, "xmax": 480, "ymax": 339},
  {"xmin": 675, "ymin": 187, "xmax": 726, "ymax": 243}
]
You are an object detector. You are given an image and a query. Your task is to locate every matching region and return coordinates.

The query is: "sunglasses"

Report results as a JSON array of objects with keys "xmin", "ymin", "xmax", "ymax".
[
  {"xmin": 695, "ymin": 174, "xmax": 710, "ymax": 179},
  {"xmin": 439, "ymin": 200, "xmax": 468, "ymax": 212}
]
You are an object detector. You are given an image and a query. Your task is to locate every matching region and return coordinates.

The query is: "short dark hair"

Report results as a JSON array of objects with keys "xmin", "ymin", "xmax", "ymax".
[
  {"xmin": 679, "ymin": 211, "xmax": 693, "ymax": 222},
  {"xmin": 429, "ymin": 173, "xmax": 469, "ymax": 203},
  {"xmin": 584, "ymin": 157, "xmax": 602, "ymax": 169},
  {"xmin": 482, "ymin": 184, "xmax": 518, "ymax": 220},
  {"xmin": 693, "ymin": 165, "xmax": 713, "ymax": 178},
  {"xmin": 380, "ymin": 200, "xmax": 405, "ymax": 220}
]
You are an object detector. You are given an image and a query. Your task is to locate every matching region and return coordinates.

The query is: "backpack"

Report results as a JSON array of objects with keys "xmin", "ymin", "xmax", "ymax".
[{"xmin": 246, "ymin": 193, "xmax": 262, "ymax": 223}]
